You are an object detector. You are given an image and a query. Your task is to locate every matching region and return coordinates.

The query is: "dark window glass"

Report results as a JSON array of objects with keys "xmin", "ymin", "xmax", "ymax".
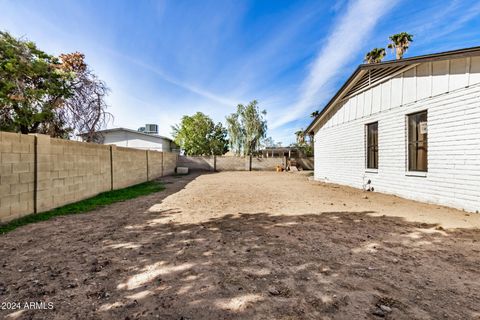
[
  {"xmin": 366, "ymin": 122, "xmax": 378, "ymax": 169},
  {"xmin": 407, "ymin": 111, "xmax": 428, "ymax": 172}
]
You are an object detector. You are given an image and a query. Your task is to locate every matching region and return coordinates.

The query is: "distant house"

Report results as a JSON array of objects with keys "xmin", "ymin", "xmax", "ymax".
[
  {"xmin": 81, "ymin": 124, "xmax": 178, "ymax": 152},
  {"xmin": 305, "ymin": 46, "xmax": 480, "ymax": 212}
]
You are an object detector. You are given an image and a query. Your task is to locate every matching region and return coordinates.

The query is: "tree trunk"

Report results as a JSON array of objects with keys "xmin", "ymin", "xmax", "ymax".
[
  {"xmin": 20, "ymin": 125, "xmax": 29, "ymax": 134},
  {"xmin": 396, "ymin": 47, "xmax": 402, "ymax": 60}
]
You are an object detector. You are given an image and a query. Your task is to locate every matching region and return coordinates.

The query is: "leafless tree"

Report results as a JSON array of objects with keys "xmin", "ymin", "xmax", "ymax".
[{"xmin": 47, "ymin": 52, "xmax": 113, "ymax": 141}]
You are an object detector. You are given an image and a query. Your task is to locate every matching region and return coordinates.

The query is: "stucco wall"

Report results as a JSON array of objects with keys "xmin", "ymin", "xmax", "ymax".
[
  {"xmin": 313, "ymin": 57, "xmax": 480, "ymax": 212},
  {"xmin": 0, "ymin": 132, "xmax": 177, "ymax": 223}
]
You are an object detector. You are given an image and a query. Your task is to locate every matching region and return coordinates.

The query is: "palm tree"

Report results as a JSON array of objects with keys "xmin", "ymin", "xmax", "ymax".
[
  {"xmin": 364, "ymin": 48, "xmax": 386, "ymax": 64},
  {"xmin": 310, "ymin": 110, "xmax": 320, "ymax": 118},
  {"xmin": 387, "ymin": 32, "xmax": 413, "ymax": 60},
  {"xmin": 295, "ymin": 130, "xmax": 305, "ymax": 144}
]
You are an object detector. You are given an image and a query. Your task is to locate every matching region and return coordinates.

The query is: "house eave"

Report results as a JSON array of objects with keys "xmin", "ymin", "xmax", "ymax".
[{"xmin": 305, "ymin": 45, "xmax": 480, "ymax": 135}]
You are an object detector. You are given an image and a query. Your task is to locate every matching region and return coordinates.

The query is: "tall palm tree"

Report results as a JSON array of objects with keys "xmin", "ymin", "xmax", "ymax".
[
  {"xmin": 364, "ymin": 48, "xmax": 386, "ymax": 64},
  {"xmin": 387, "ymin": 32, "xmax": 413, "ymax": 60},
  {"xmin": 295, "ymin": 130, "xmax": 305, "ymax": 144},
  {"xmin": 310, "ymin": 110, "xmax": 320, "ymax": 118}
]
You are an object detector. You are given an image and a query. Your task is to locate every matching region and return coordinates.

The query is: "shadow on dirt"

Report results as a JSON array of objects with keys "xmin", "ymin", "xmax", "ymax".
[{"xmin": 0, "ymin": 172, "xmax": 479, "ymax": 320}]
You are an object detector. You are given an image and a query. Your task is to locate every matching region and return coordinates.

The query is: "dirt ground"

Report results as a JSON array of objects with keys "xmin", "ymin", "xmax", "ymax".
[{"xmin": 0, "ymin": 171, "xmax": 479, "ymax": 320}]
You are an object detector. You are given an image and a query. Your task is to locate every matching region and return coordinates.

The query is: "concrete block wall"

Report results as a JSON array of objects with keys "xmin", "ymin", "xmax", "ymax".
[
  {"xmin": 36, "ymin": 138, "xmax": 112, "ymax": 212},
  {"xmin": 163, "ymin": 152, "xmax": 178, "ymax": 176},
  {"xmin": 0, "ymin": 132, "xmax": 35, "ymax": 222},
  {"xmin": 0, "ymin": 132, "xmax": 178, "ymax": 223},
  {"xmin": 178, "ymin": 155, "xmax": 303, "ymax": 172},
  {"xmin": 251, "ymin": 157, "xmax": 284, "ymax": 171},
  {"xmin": 296, "ymin": 157, "xmax": 314, "ymax": 170},
  {"xmin": 216, "ymin": 156, "xmax": 247, "ymax": 171},
  {"xmin": 112, "ymin": 146, "xmax": 148, "ymax": 190},
  {"xmin": 177, "ymin": 156, "xmax": 214, "ymax": 171},
  {"xmin": 147, "ymin": 150, "xmax": 163, "ymax": 180}
]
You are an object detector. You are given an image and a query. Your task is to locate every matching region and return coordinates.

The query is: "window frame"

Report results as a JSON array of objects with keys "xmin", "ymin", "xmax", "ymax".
[
  {"xmin": 365, "ymin": 121, "xmax": 379, "ymax": 171},
  {"xmin": 406, "ymin": 110, "xmax": 428, "ymax": 174}
]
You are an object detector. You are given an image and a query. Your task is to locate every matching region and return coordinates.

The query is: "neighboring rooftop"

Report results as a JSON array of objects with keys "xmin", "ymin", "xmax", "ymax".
[{"xmin": 80, "ymin": 127, "xmax": 173, "ymax": 142}]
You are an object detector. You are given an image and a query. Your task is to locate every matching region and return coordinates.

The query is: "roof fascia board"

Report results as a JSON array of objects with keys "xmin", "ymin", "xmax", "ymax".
[
  {"xmin": 360, "ymin": 47, "xmax": 480, "ymax": 70},
  {"xmin": 304, "ymin": 46, "xmax": 480, "ymax": 134}
]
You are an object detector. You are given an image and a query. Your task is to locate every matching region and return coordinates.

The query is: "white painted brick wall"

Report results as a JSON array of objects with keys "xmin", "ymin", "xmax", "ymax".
[{"xmin": 314, "ymin": 57, "xmax": 480, "ymax": 212}]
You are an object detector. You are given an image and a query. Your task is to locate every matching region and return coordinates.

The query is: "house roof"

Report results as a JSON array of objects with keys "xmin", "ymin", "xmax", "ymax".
[
  {"xmin": 80, "ymin": 127, "xmax": 173, "ymax": 142},
  {"xmin": 305, "ymin": 45, "xmax": 480, "ymax": 134}
]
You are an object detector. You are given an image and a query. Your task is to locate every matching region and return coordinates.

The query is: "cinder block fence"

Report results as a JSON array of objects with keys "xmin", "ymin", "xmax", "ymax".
[
  {"xmin": 0, "ymin": 131, "xmax": 178, "ymax": 223},
  {"xmin": 177, "ymin": 155, "xmax": 314, "ymax": 171}
]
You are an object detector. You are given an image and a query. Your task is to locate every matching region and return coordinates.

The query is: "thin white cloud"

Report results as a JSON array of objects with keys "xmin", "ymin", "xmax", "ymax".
[
  {"xmin": 417, "ymin": 1, "xmax": 480, "ymax": 42},
  {"xmin": 104, "ymin": 49, "xmax": 240, "ymax": 107},
  {"xmin": 1, "ymin": 1, "xmax": 240, "ymax": 109},
  {"xmin": 271, "ymin": 0, "xmax": 398, "ymax": 129}
]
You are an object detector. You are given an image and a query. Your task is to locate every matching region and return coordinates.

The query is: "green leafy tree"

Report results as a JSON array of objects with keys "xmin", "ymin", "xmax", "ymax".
[
  {"xmin": 364, "ymin": 48, "xmax": 386, "ymax": 64},
  {"xmin": 292, "ymin": 142, "xmax": 313, "ymax": 157},
  {"xmin": 0, "ymin": 32, "xmax": 111, "ymax": 139},
  {"xmin": 172, "ymin": 112, "xmax": 228, "ymax": 156},
  {"xmin": 225, "ymin": 112, "xmax": 243, "ymax": 156},
  {"xmin": 209, "ymin": 122, "xmax": 229, "ymax": 155},
  {"xmin": 387, "ymin": 32, "xmax": 413, "ymax": 60},
  {"xmin": 226, "ymin": 100, "xmax": 267, "ymax": 156},
  {"xmin": 292, "ymin": 128, "xmax": 313, "ymax": 156},
  {"xmin": 0, "ymin": 31, "xmax": 71, "ymax": 134}
]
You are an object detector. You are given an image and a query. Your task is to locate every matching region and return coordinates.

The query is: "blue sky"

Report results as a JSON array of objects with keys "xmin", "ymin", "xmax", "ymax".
[{"xmin": 1, "ymin": 0, "xmax": 480, "ymax": 144}]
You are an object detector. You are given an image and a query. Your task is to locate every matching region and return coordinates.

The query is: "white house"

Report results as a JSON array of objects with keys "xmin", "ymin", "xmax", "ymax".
[
  {"xmin": 306, "ymin": 46, "xmax": 480, "ymax": 212},
  {"xmin": 84, "ymin": 126, "xmax": 177, "ymax": 152}
]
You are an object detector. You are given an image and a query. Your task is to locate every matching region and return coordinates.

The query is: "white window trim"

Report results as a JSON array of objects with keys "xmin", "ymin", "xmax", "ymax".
[
  {"xmin": 365, "ymin": 169, "xmax": 378, "ymax": 174},
  {"xmin": 406, "ymin": 171, "xmax": 427, "ymax": 177}
]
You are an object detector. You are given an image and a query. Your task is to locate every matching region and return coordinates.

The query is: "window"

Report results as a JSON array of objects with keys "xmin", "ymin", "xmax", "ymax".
[
  {"xmin": 366, "ymin": 122, "xmax": 378, "ymax": 169},
  {"xmin": 407, "ymin": 111, "xmax": 428, "ymax": 172}
]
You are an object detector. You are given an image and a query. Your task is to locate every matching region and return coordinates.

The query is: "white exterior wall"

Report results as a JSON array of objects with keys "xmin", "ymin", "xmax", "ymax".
[
  {"xmin": 102, "ymin": 131, "xmax": 172, "ymax": 151},
  {"xmin": 314, "ymin": 57, "xmax": 480, "ymax": 212}
]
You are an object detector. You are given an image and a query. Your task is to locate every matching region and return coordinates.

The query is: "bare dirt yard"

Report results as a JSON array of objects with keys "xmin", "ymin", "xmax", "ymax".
[{"xmin": 0, "ymin": 171, "xmax": 479, "ymax": 320}]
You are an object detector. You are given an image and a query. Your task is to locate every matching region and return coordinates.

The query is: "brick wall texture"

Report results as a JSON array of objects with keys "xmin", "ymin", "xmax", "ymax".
[{"xmin": 0, "ymin": 132, "xmax": 177, "ymax": 223}]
